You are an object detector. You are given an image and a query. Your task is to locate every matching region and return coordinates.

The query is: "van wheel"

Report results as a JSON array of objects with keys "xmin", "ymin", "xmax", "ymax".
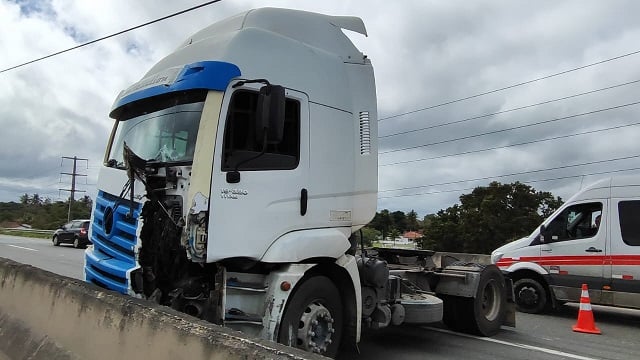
[
  {"xmin": 277, "ymin": 276, "xmax": 342, "ymax": 358},
  {"xmin": 513, "ymin": 278, "xmax": 547, "ymax": 313},
  {"xmin": 53, "ymin": 236, "xmax": 60, "ymax": 246}
]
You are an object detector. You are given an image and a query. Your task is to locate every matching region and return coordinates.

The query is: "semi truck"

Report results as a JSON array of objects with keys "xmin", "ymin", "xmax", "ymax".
[
  {"xmin": 84, "ymin": 8, "xmax": 513, "ymax": 357},
  {"xmin": 492, "ymin": 176, "xmax": 640, "ymax": 314}
]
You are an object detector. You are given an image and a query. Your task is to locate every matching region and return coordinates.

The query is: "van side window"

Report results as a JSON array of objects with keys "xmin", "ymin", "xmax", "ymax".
[
  {"xmin": 546, "ymin": 202, "xmax": 603, "ymax": 242},
  {"xmin": 221, "ymin": 90, "xmax": 300, "ymax": 171},
  {"xmin": 619, "ymin": 200, "xmax": 640, "ymax": 246}
]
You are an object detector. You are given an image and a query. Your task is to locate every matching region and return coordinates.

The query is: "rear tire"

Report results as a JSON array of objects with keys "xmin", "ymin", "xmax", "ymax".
[
  {"xmin": 513, "ymin": 278, "xmax": 547, "ymax": 314},
  {"xmin": 277, "ymin": 276, "xmax": 343, "ymax": 358},
  {"xmin": 53, "ymin": 236, "xmax": 60, "ymax": 246},
  {"xmin": 442, "ymin": 264, "xmax": 506, "ymax": 336},
  {"xmin": 470, "ymin": 265, "xmax": 507, "ymax": 336}
]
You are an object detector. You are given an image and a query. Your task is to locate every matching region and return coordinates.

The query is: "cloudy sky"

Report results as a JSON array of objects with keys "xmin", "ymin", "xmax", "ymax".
[{"xmin": 1, "ymin": 0, "xmax": 640, "ymax": 218}]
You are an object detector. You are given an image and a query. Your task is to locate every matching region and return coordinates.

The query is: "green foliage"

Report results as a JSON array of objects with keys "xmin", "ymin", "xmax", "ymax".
[
  {"xmin": 369, "ymin": 208, "xmax": 424, "ymax": 238},
  {"xmin": 419, "ymin": 182, "xmax": 563, "ymax": 254},
  {"xmin": 391, "ymin": 211, "xmax": 408, "ymax": 233},
  {"xmin": 369, "ymin": 209, "xmax": 394, "ymax": 239},
  {"xmin": 360, "ymin": 226, "xmax": 381, "ymax": 247},
  {"xmin": 0, "ymin": 193, "xmax": 92, "ymax": 230},
  {"xmin": 406, "ymin": 210, "xmax": 420, "ymax": 231},
  {"xmin": 388, "ymin": 228, "xmax": 401, "ymax": 244}
]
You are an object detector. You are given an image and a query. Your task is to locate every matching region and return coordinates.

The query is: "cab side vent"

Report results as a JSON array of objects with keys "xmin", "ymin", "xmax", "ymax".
[{"xmin": 359, "ymin": 111, "xmax": 371, "ymax": 155}]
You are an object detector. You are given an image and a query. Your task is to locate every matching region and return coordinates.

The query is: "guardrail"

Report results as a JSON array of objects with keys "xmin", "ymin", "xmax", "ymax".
[{"xmin": 0, "ymin": 228, "xmax": 55, "ymax": 238}]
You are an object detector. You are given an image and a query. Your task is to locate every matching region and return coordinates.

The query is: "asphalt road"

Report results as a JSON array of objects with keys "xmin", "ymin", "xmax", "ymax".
[
  {"xmin": 0, "ymin": 234, "xmax": 85, "ymax": 279},
  {"xmin": 2, "ymin": 234, "xmax": 640, "ymax": 360}
]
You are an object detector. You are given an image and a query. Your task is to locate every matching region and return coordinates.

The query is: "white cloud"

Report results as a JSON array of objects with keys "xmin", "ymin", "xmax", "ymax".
[{"xmin": 1, "ymin": 0, "xmax": 640, "ymax": 218}]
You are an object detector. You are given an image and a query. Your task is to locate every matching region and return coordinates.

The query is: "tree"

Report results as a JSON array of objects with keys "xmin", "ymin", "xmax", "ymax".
[
  {"xmin": 360, "ymin": 226, "xmax": 381, "ymax": 247},
  {"xmin": 406, "ymin": 209, "xmax": 419, "ymax": 231},
  {"xmin": 391, "ymin": 211, "xmax": 408, "ymax": 233},
  {"xmin": 389, "ymin": 228, "xmax": 401, "ymax": 247},
  {"xmin": 30, "ymin": 193, "xmax": 42, "ymax": 206},
  {"xmin": 1, "ymin": 194, "xmax": 93, "ymax": 230},
  {"xmin": 370, "ymin": 209, "xmax": 394, "ymax": 240},
  {"xmin": 420, "ymin": 205, "xmax": 463, "ymax": 251},
  {"xmin": 420, "ymin": 182, "xmax": 563, "ymax": 254}
]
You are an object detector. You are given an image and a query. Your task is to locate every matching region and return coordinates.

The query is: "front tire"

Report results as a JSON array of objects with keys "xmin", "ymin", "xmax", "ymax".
[
  {"xmin": 277, "ymin": 276, "xmax": 343, "ymax": 358},
  {"xmin": 513, "ymin": 278, "xmax": 548, "ymax": 313},
  {"xmin": 52, "ymin": 236, "xmax": 60, "ymax": 246}
]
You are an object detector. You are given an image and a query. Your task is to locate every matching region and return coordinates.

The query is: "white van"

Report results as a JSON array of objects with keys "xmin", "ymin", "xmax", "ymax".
[{"xmin": 491, "ymin": 175, "xmax": 640, "ymax": 313}]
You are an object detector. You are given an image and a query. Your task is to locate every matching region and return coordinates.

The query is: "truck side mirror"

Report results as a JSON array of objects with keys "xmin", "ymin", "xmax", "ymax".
[{"xmin": 256, "ymin": 85, "xmax": 285, "ymax": 144}]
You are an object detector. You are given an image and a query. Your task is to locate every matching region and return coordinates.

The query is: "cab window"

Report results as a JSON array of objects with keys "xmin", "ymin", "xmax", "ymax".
[
  {"xmin": 619, "ymin": 200, "xmax": 640, "ymax": 246},
  {"xmin": 546, "ymin": 202, "xmax": 603, "ymax": 242},
  {"xmin": 221, "ymin": 90, "xmax": 300, "ymax": 171}
]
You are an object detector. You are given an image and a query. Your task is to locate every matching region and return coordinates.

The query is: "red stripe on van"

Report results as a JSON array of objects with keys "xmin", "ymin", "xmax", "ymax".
[{"xmin": 496, "ymin": 255, "xmax": 640, "ymax": 268}]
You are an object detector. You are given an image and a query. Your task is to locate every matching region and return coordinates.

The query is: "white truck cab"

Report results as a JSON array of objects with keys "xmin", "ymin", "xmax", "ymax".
[
  {"xmin": 85, "ymin": 8, "xmax": 513, "ymax": 357},
  {"xmin": 492, "ymin": 175, "xmax": 640, "ymax": 313}
]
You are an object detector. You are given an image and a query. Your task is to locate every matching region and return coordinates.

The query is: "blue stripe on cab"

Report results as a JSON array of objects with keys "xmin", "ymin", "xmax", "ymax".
[{"xmin": 110, "ymin": 61, "xmax": 241, "ymax": 116}]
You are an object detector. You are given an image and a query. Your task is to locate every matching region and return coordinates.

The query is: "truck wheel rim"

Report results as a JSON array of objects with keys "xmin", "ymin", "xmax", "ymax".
[
  {"xmin": 482, "ymin": 279, "xmax": 500, "ymax": 321},
  {"xmin": 297, "ymin": 302, "xmax": 334, "ymax": 354}
]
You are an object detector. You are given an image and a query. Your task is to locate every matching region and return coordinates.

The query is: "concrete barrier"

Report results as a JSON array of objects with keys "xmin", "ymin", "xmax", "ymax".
[
  {"xmin": 0, "ymin": 258, "xmax": 324, "ymax": 360},
  {"xmin": 431, "ymin": 252, "xmax": 491, "ymax": 268}
]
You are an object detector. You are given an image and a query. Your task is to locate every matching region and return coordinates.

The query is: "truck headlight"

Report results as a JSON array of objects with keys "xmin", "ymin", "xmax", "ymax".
[{"xmin": 491, "ymin": 252, "xmax": 504, "ymax": 264}]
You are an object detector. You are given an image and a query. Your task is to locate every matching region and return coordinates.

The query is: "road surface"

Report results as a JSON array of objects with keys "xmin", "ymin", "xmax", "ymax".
[{"xmin": 2, "ymin": 234, "xmax": 639, "ymax": 360}]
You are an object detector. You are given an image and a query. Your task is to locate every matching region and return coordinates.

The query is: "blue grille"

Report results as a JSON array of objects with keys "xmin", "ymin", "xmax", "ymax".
[{"xmin": 85, "ymin": 190, "xmax": 141, "ymax": 294}]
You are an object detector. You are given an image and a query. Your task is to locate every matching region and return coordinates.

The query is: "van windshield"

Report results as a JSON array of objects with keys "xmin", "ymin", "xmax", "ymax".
[{"xmin": 108, "ymin": 91, "xmax": 206, "ymax": 167}]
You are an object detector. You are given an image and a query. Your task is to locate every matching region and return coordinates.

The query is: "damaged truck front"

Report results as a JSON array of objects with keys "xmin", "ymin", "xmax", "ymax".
[{"xmin": 85, "ymin": 8, "xmax": 513, "ymax": 358}]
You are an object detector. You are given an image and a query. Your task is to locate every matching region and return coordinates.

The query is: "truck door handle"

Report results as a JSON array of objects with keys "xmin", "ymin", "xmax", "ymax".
[
  {"xmin": 585, "ymin": 247, "xmax": 602, "ymax": 253},
  {"xmin": 300, "ymin": 188, "xmax": 308, "ymax": 216}
]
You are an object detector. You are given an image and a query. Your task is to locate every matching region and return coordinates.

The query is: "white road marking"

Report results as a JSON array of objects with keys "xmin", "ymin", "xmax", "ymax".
[
  {"xmin": 424, "ymin": 326, "xmax": 599, "ymax": 360},
  {"xmin": 6, "ymin": 244, "xmax": 39, "ymax": 252}
]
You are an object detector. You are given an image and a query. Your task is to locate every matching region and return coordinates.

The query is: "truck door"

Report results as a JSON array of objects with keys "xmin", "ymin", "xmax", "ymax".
[
  {"xmin": 542, "ymin": 200, "xmax": 607, "ymax": 302},
  {"xmin": 607, "ymin": 199, "xmax": 640, "ymax": 307},
  {"xmin": 207, "ymin": 85, "xmax": 310, "ymax": 262}
]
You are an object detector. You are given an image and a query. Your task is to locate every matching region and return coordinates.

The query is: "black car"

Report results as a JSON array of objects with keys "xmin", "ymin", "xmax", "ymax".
[{"xmin": 52, "ymin": 219, "xmax": 91, "ymax": 248}]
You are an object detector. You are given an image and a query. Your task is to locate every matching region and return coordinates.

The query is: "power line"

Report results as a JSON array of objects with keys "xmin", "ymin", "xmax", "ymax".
[
  {"xmin": 378, "ymin": 49, "xmax": 640, "ymax": 122},
  {"xmin": 0, "ymin": 0, "xmax": 223, "ymax": 74},
  {"xmin": 379, "ymin": 79, "xmax": 640, "ymax": 139},
  {"xmin": 379, "ymin": 154, "xmax": 640, "ymax": 193},
  {"xmin": 380, "ymin": 121, "xmax": 640, "ymax": 167},
  {"xmin": 379, "ymin": 100, "xmax": 640, "ymax": 154},
  {"xmin": 378, "ymin": 166, "xmax": 640, "ymax": 199}
]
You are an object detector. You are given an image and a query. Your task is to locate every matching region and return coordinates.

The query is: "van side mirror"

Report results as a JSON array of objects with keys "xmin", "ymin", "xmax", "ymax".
[
  {"xmin": 539, "ymin": 224, "xmax": 548, "ymax": 243},
  {"xmin": 256, "ymin": 85, "xmax": 285, "ymax": 144}
]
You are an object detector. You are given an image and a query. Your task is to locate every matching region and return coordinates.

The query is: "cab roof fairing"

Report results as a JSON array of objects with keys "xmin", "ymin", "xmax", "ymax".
[
  {"xmin": 173, "ymin": 8, "xmax": 367, "ymax": 62},
  {"xmin": 138, "ymin": 7, "xmax": 371, "ymax": 113}
]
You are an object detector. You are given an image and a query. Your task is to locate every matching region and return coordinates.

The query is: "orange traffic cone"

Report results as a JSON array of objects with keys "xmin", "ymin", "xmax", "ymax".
[{"xmin": 572, "ymin": 284, "xmax": 601, "ymax": 334}]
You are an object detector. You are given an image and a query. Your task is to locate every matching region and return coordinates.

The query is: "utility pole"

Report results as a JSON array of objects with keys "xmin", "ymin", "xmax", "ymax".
[{"xmin": 60, "ymin": 156, "xmax": 88, "ymax": 222}]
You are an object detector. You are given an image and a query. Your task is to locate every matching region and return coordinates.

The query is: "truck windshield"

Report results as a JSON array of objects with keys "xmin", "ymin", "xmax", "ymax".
[{"xmin": 108, "ymin": 91, "xmax": 206, "ymax": 167}]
